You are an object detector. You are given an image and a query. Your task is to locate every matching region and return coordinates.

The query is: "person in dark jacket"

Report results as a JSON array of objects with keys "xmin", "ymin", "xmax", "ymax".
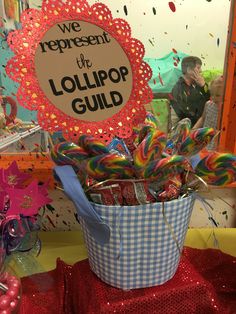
[{"xmin": 169, "ymin": 56, "xmax": 210, "ymax": 127}]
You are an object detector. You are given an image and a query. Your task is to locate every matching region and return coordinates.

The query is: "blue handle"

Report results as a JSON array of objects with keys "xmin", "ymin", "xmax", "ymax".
[{"xmin": 54, "ymin": 166, "xmax": 110, "ymax": 245}]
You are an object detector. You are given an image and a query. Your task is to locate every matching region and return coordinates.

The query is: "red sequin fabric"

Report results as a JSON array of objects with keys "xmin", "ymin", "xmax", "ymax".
[
  {"xmin": 19, "ymin": 248, "xmax": 236, "ymax": 313},
  {"xmin": 19, "ymin": 259, "xmax": 72, "ymax": 314}
]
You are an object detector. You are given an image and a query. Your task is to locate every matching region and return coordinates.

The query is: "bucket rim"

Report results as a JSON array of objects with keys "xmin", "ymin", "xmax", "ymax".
[{"xmin": 90, "ymin": 193, "xmax": 195, "ymax": 209}]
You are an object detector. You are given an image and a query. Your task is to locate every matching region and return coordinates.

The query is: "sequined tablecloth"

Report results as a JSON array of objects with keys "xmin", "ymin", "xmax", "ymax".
[{"xmin": 19, "ymin": 248, "xmax": 236, "ymax": 314}]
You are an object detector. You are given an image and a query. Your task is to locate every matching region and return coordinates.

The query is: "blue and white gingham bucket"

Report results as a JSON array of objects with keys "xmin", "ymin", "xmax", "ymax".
[{"xmin": 54, "ymin": 165, "xmax": 195, "ymax": 290}]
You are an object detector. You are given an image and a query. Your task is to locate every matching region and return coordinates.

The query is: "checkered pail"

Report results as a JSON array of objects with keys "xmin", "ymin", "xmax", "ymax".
[{"xmin": 54, "ymin": 165, "xmax": 195, "ymax": 290}]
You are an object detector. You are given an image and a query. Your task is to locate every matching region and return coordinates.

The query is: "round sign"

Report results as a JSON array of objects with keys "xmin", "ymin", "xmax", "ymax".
[
  {"xmin": 34, "ymin": 20, "xmax": 133, "ymax": 122},
  {"xmin": 6, "ymin": 0, "xmax": 153, "ymax": 142}
]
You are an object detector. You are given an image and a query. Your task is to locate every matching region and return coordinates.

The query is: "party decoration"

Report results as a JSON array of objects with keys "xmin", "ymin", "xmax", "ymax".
[
  {"xmin": 168, "ymin": 2, "xmax": 176, "ymax": 13},
  {"xmin": 107, "ymin": 138, "xmax": 131, "ymax": 159},
  {"xmin": 0, "ymin": 161, "xmax": 52, "ymax": 255},
  {"xmin": 136, "ymin": 124, "xmax": 153, "ymax": 145},
  {"xmin": 0, "ymin": 271, "xmax": 21, "ymax": 313},
  {"xmin": 133, "ymin": 112, "xmax": 160, "ymax": 145},
  {"xmin": 85, "ymin": 153, "xmax": 134, "ymax": 180},
  {"xmin": 6, "ymin": 180, "xmax": 51, "ymax": 216},
  {"xmin": 51, "ymin": 115, "xmax": 236, "ymax": 292},
  {"xmin": 51, "ymin": 117, "xmax": 236, "ymax": 204},
  {"xmin": 137, "ymin": 155, "xmax": 189, "ymax": 180},
  {"xmin": 6, "ymin": 0, "xmax": 153, "ymax": 142},
  {"xmin": 51, "ymin": 141, "xmax": 89, "ymax": 168},
  {"xmin": 157, "ymin": 175, "xmax": 182, "ymax": 202},
  {"xmin": 195, "ymin": 152, "xmax": 236, "ymax": 186},
  {"xmin": 0, "ymin": 96, "xmax": 18, "ymax": 126},
  {"xmin": 144, "ymin": 112, "xmax": 159, "ymax": 129},
  {"xmin": 133, "ymin": 129, "xmax": 167, "ymax": 168},
  {"xmin": 0, "ymin": 160, "xmax": 31, "ymax": 188},
  {"xmin": 171, "ymin": 118, "xmax": 191, "ymax": 152},
  {"xmin": 78, "ymin": 135, "xmax": 109, "ymax": 155},
  {"xmin": 178, "ymin": 127, "xmax": 216, "ymax": 156}
]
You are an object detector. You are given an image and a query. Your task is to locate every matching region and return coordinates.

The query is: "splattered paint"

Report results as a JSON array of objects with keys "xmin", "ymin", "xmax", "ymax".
[
  {"xmin": 158, "ymin": 73, "xmax": 164, "ymax": 86},
  {"xmin": 0, "ymin": 0, "xmax": 234, "ymax": 231},
  {"xmin": 149, "ymin": 39, "xmax": 154, "ymax": 46},
  {"xmin": 46, "ymin": 214, "xmax": 56, "ymax": 228},
  {"xmin": 168, "ymin": 2, "xmax": 176, "ymax": 12},
  {"xmin": 208, "ymin": 216, "xmax": 218, "ymax": 227}
]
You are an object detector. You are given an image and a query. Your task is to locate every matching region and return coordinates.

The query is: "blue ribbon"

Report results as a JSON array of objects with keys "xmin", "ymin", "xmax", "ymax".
[{"xmin": 54, "ymin": 166, "xmax": 110, "ymax": 245}]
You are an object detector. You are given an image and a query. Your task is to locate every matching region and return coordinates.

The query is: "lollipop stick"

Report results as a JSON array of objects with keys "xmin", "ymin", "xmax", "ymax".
[
  {"xmin": 0, "ymin": 283, "xmax": 8, "ymax": 292},
  {"xmin": 211, "ymin": 130, "xmax": 221, "ymax": 146},
  {"xmin": 48, "ymin": 133, "xmax": 54, "ymax": 150},
  {"xmin": 55, "ymin": 186, "xmax": 64, "ymax": 192}
]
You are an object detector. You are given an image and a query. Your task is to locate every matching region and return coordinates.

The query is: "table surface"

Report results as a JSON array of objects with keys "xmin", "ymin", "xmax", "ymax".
[{"xmin": 9, "ymin": 228, "xmax": 236, "ymax": 277}]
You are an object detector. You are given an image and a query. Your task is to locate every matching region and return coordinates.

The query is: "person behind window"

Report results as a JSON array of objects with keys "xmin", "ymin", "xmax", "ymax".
[
  {"xmin": 169, "ymin": 56, "xmax": 210, "ymax": 127},
  {"xmin": 193, "ymin": 75, "xmax": 223, "ymax": 150}
]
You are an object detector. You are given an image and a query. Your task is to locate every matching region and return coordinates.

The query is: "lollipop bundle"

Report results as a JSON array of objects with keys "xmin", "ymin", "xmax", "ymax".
[
  {"xmin": 51, "ymin": 114, "xmax": 236, "ymax": 205},
  {"xmin": 51, "ymin": 114, "xmax": 236, "ymax": 291}
]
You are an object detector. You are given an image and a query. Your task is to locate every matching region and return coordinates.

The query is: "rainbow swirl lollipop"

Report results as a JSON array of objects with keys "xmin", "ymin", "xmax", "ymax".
[
  {"xmin": 132, "ymin": 126, "xmax": 140, "ymax": 142},
  {"xmin": 60, "ymin": 142, "xmax": 88, "ymax": 161},
  {"xmin": 51, "ymin": 141, "xmax": 88, "ymax": 166},
  {"xmin": 133, "ymin": 129, "xmax": 167, "ymax": 168},
  {"xmin": 136, "ymin": 125, "xmax": 153, "ymax": 145},
  {"xmin": 133, "ymin": 113, "xmax": 159, "ymax": 146},
  {"xmin": 178, "ymin": 127, "xmax": 216, "ymax": 156},
  {"xmin": 171, "ymin": 118, "xmax": 191, "ymax": 150},
  {"xmin": 195, "ymin": 152, "xmax": 236, "ymax": 185},
  {"xmin": 145, "ymin": 112, "xmax": 159, "ymax": 129},
  {"xmin": 78, "ymin": 135, "xmax": 109, "ymax": 155},
  {"xmin": 85, "ymin": 153, "xmax": 135, "ymax": 181},
  {"xmin": 51, "ymin": 147, "xmax": 75, "ymax": 167},
  {"xmin": 137, "ymin": 155, "xmax": 190, "ymax": 180}
]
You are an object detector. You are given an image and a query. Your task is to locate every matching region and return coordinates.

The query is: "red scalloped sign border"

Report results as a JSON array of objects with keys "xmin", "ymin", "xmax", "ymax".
[{"xmin": 6, "ymin": 0, "xmax": 153, "ymax": 143}]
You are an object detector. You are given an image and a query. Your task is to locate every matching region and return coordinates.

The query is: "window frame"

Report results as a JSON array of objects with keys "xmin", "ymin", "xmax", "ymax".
[{"xmin": 219, "ymin": 0, "xmax": 236, "ymax": 153}]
